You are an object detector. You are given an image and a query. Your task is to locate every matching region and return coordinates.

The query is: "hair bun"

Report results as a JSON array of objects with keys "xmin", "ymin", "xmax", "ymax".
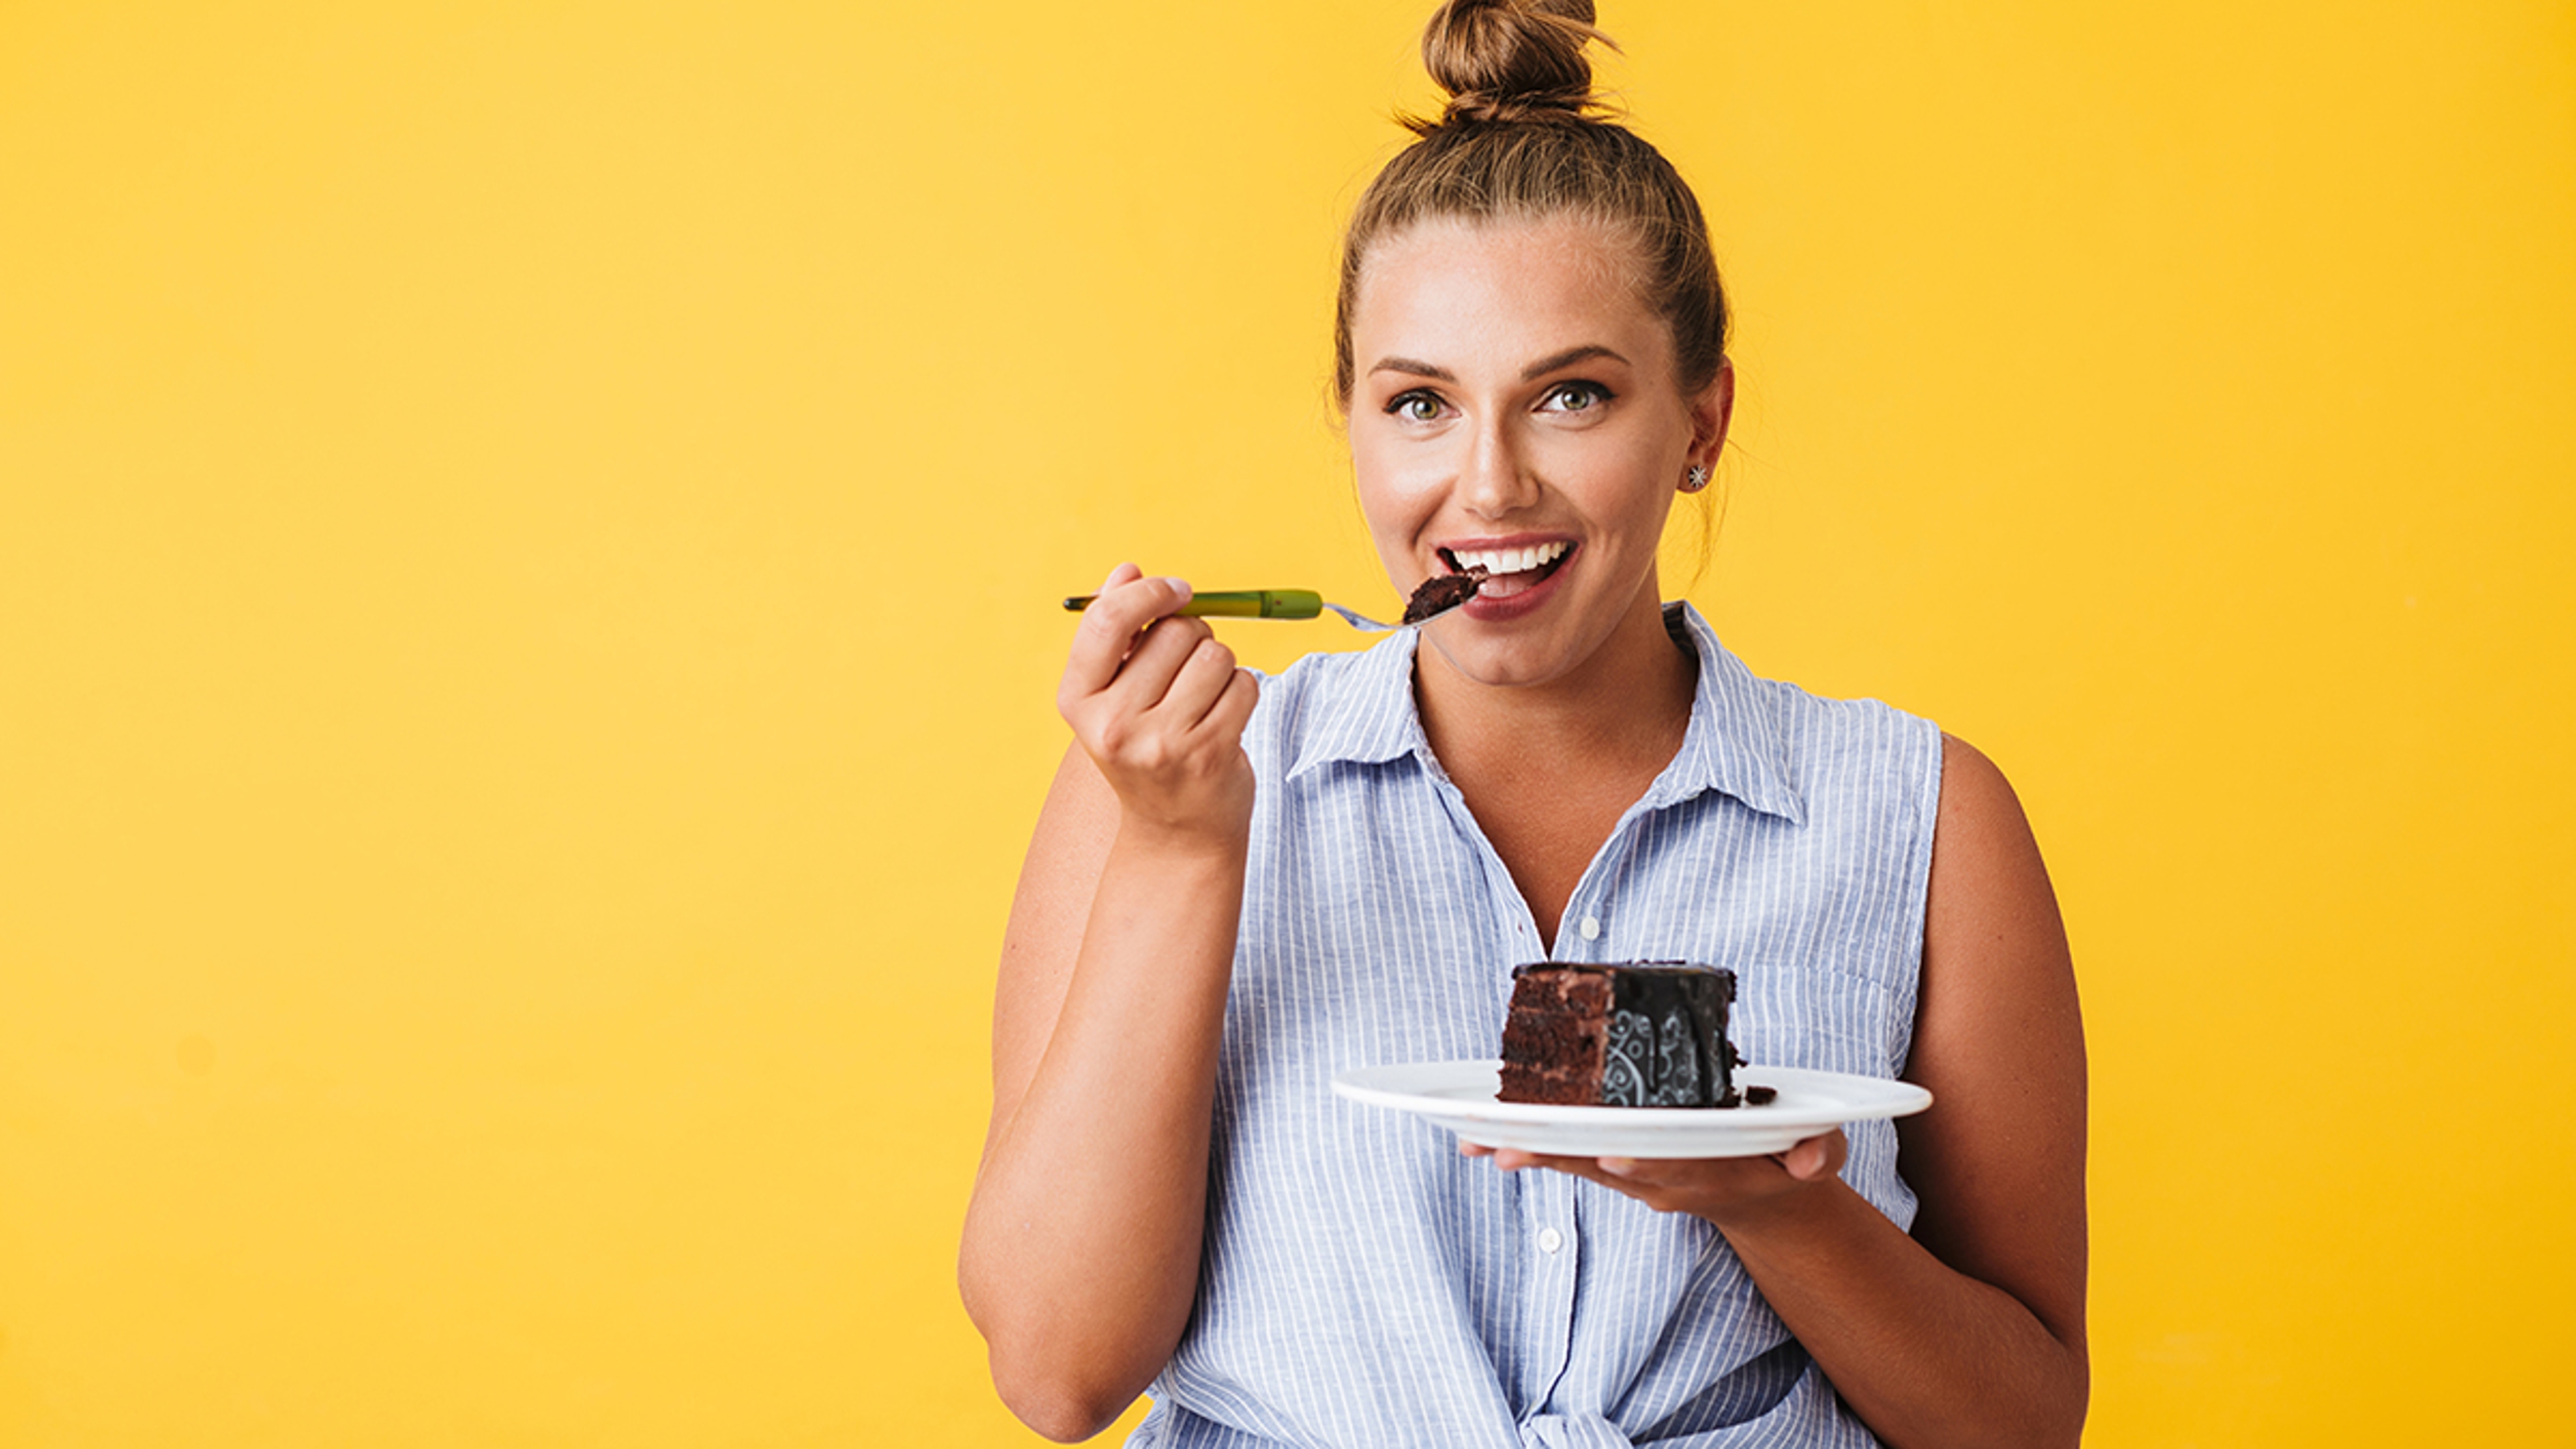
[{"xmin": 1421, "ymin": 0, "xmax": 1608, "ymax": 127}]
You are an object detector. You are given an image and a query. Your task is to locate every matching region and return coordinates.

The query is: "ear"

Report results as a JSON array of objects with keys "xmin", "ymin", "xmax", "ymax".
[{"xmin": 1686, "ymin": 359, "xmax": 1734, "ymax": 469}]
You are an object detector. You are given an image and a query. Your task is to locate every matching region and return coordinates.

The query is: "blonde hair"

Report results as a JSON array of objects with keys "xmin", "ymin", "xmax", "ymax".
[{"xmin": 1332, "ymin": 0, "xmax": 1731, "ymax": 407}]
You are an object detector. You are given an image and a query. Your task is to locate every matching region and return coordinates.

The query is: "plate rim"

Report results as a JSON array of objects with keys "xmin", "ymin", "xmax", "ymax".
[{"xmin": 1332, "ymin": 1058, "xmax": 1932, "ymax": 1134}]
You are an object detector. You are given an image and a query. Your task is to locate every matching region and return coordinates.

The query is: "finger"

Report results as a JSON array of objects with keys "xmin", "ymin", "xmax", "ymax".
[
  {"xmin": 1599, "ymin": 1155, "xmax": 1735, "ymax": 1184},
  {"xmin": 1487, "ymin": 1150, "xmax": 1618, "ymax": 1183},
  {"xmin": 1593, "ymin": 1155, "xmax": 1731, "ymax": 1187},
  {"xmin": 1061, "ymin": 571, "xmax": 1193, "ymax": 704},
  {"xmin": 1092, "ymin": 612, "xmax": 1216, "ymax": 720},
  {"xmin": 1603, "ymin": 1155, "xmax": 1775, "ymax": 1191},
  {"xmin": 1193, "ymin": 665, "xmax": 1261, "ymax": 745},
  {"xmin": 1065, "ymin": 563, "xmax": 1155, "ymax": 688},
  {"xmin": 1144, "ymin": 632, "xmax": 1241, "ymax": 729},
  {"xmin": 1779, "ymin": 1130, "xmax": 1847, "ymax": 1181}
]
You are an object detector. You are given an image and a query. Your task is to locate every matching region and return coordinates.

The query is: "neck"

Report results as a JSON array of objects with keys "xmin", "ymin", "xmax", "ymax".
[{"xmin": 1413, "ymin": 588, "xmax": 1698, "ymax": 779}]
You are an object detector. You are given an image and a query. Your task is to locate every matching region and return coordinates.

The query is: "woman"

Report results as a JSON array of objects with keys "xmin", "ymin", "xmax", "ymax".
[{"xmin": 959, "ymin": 3, "xmax": 2086, "ymax": 1445}]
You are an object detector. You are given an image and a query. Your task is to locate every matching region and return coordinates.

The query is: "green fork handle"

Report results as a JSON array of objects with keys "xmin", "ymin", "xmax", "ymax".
[{"xmin": 1059, "ymin": 588, "xmax": 1323, "ymax": 621}]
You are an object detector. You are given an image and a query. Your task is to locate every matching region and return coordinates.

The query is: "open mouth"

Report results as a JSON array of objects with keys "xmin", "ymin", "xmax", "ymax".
[{"xmin": 1440, "ymin": 541, "xmax": 1573, "ymax": 598}]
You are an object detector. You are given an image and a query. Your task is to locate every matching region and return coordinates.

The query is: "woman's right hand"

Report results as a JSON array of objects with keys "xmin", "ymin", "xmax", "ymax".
[
  {"xmin": 1057, "ymin": 561, "xmax": 1260, "ymax": 845},
  {"xmin": 966, "ymin": 564, "xmax": 1262, "ymax": 1438}
]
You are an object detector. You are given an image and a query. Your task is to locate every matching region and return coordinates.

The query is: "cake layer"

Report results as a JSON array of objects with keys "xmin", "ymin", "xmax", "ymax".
[{"xmin": 1498, "ymin": 962, "xmax": 1741, "ymax": 1108}]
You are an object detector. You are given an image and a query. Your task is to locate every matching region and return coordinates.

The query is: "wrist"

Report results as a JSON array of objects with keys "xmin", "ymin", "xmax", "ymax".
[
  {"xmin": 1114, "ymin": 810, "xmax": 1252, "ymax": 863},
  {"xmin": 1699, "ymin": 1170, "xmax": 1858, "ymax": 1242}
]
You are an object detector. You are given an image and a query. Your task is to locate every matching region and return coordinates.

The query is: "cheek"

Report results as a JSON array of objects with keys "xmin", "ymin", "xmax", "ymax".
[
  {"xmin": 1350, "ymin": 438, "xmax": 1441, "ymax": 535},
  {"xmin": 1559, "ymin": 435, "xmax": 1683, "ymax": 527},
  {"xmin": 1359, "ymin": 488, "xmax": 1436, "ymax": 561}
]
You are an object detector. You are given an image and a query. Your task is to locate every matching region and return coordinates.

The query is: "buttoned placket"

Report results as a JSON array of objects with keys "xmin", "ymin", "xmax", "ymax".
[
  {"xmin": 1523, "ymin": 816, "xmax": 1668, "ymax": 1413},
  {"xmin": 1415, "ymin": 725, "xmax": 1681, "ymax": 1416},
  {"xmin": 1520, "ymin": 1165, "xmax": 1582, "ymax": 1410}
]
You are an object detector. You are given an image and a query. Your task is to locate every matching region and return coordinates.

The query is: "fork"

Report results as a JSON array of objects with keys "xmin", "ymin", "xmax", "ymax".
[{"xmin": 1059, "ymin": 588, "xmax": 1437, "ymax": 633}]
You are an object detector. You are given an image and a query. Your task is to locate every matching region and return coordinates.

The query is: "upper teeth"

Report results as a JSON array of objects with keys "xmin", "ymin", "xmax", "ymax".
[{"xmin": 1450, "ymin": 541, "xmax": 1570, "ymax": 576}]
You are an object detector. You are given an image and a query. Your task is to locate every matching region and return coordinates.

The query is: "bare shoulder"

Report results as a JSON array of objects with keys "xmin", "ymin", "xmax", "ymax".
[
  {"xmin": 1899, "ymin": 731, "xmax": 2088, "ymax": 1348},
  {"xmin": 1914, "ymin": 731, "xmax": 2082, "ymax": 1110},
  {"xmin": 1919, "ymin": 735, "xmax": 2075, "ymax": 1002},
  {"xmin": 983, "ymin": 744, "xmax": 1120, "ymax": 1160},
  {"xmin": 1927, "ymin": 735, "xmax": 2043, "ymax": 890}
]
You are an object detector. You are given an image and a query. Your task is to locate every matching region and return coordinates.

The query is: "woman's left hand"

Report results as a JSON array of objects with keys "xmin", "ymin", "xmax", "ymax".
[{"xmin": 1462, "ymin": 1129, "xmax": 1849, "ymax": 1228}]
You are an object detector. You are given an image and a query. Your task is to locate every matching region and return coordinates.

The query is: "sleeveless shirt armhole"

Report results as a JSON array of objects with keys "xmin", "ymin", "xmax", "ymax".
[{"xmin": 1886, "ymin": 719, "xmax": 1945, "ymax": 1077}]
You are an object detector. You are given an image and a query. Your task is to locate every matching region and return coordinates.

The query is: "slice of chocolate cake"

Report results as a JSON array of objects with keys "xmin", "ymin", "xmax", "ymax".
[
  {"xmin": 1499, "ymin": 962, "xmax": 1743, "ymax": 1108},
  {"xmin": 1401, "ymin": 566, "xmax": 1488, "ymax": 625}
]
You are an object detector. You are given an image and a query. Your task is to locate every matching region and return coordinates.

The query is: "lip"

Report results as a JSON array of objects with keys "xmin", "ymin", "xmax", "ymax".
[
  {"xmin": 1439, "ymin": 531, "xmax": 1574, "ymax": 561},
  {"xmin": 1436, "ymin": 534, "xmax": 1577, "ymax": 623}
]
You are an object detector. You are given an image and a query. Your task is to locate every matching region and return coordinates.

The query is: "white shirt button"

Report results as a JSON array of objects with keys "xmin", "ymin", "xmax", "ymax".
[
  {"xmin": 1578, "ymin": 915, "xmax": 1602, "ymax": 941},
  {"xmin": 1537, "ymin": 1227, "xmax": 1564, "ymax": 1254}
]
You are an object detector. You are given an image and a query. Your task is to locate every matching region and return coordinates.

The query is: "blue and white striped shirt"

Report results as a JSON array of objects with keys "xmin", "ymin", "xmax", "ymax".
[{"xmin": 1131, "ymin": 603, "xmax": 1943, "ymax": 1449}]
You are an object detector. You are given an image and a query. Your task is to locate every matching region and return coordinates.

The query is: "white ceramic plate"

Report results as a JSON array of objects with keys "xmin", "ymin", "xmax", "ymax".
[{"xmin": 1332, "ymin": 1059, "xmax": 1932, "ymax": 1159}]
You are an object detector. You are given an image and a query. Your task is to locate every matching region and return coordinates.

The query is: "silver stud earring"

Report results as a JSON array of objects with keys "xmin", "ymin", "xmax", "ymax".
[{"xmin": 1680, "ymin": 464, "xmax": 1711, "ymax": 494}]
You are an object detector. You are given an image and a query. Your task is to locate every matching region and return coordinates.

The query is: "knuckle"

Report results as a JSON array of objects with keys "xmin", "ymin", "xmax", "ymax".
[
  {"xmin": 1092, "ymin": 716, "xmax": 1135, "ymax": 757},
  {"xmin": 1084, "ymin": 606, "xmax": 1142, "ymax": 645}
]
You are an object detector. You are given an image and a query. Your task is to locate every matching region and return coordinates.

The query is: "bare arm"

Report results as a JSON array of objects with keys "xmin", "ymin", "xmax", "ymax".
[
  {"xmin": 1491, "ymin": 734, "xmax": 2088, "ymax": 1448},
  {"xmin": 958, "ymin": 565, "xmax": 1260, "ymax": 1443}
]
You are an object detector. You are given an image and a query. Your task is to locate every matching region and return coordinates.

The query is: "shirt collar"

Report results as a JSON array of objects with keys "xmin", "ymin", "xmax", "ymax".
[
  {"xmin": 1280, "ymin": 601, "xmax": 1807, "ymax": 826},
  {"xmin": 1281, "ymin": 629, "xmax": 1428, "ymax": 780},
  {"xmin": 1649, "ymin": 601, "xmax": 1806, "ymax": 824}
]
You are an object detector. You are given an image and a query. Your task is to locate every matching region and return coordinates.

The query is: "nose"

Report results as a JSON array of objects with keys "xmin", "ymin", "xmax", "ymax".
[{"xmin": 1459, "ymin": 415, "xmax": 1538, "ymax": 519}]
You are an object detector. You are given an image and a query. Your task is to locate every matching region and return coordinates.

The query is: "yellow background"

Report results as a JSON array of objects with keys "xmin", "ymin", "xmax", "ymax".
[{"xmin": 4, "ymin": 1, "xmax": 2570, "ymax": 1444}]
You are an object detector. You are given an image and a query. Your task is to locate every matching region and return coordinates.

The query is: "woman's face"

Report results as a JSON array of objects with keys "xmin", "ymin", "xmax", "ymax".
[{"xmin": 1346, "ymin": 213, "xmax": 1729, "ymax": 692}]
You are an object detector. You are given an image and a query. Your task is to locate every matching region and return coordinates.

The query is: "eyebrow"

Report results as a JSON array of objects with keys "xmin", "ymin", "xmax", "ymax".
[
  {"xmin": 1519, "ymin": 344, "xmax": 1627, "ymax": 379},
  {"xmin": 1368, "ymin": 344, "xmax": 1630, "ymax": 383}
]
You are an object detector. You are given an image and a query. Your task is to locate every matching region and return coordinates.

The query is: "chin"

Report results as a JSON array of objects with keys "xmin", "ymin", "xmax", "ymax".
[{"xmin": 1420, "ymin": 629, "xmax": 1586, "ymax": 692}]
